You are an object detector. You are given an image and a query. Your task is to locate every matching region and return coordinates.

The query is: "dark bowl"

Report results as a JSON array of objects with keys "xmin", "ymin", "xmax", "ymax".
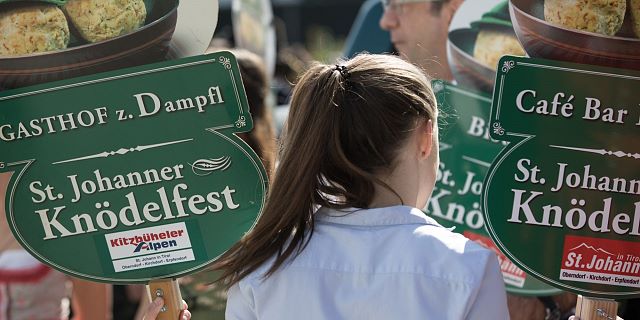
[
  {"xmin": 0, "ymin": 0, "xmax": 179, "ymax": 89},
  {"xmin": 510, "ymin": 0, "xmax": 640, "ymax": 70},
  {"xmin": 447, "ymin": 28, "xmax": 496, "ymax": 94}
]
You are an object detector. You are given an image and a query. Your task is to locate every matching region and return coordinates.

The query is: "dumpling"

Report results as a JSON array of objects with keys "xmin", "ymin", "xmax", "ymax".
[
  {"xmin": 473, "ymin": 28, "xmax": 526, "ymax": 69},
  {"xmin": 63, "ymin": 0, "xmax": 146, "ymax": 43},
  {"xmin": 0, "ymin": 5, "xmax": 69, "ymax": 56},
  {"xmin": 544, "ymin": 0, "xmax": 626, "ymax": 36}
]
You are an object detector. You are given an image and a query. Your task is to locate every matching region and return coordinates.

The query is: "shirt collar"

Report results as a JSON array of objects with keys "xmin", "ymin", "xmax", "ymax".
[{"xmin": 315, "ymin": 205, "xmax": 444, "ymax": 228}]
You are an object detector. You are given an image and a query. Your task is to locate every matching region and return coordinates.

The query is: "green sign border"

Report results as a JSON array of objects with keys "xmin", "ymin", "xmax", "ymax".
[
  {"xmin": 1, "ymin": 52, "xmax": 267, "ymax": 283},
  {"xmin": 483, "ymin": 55, "xmax": 640, "ymax": 298}
]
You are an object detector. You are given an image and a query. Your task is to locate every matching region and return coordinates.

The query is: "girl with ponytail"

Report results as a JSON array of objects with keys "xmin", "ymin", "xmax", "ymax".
[{"xmin": 152, "ymin": 53, "xmax": 509, "ymax": 319}]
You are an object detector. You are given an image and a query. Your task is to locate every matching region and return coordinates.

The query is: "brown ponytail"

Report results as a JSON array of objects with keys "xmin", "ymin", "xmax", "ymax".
[{"xmin": 212, "ymin": 53, "xmax": 438, "ymax": 287}]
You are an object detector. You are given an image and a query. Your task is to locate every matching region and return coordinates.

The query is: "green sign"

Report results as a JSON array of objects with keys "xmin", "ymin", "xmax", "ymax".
[
  {"xmin": 0, "ymin": 52, "xmax": 267, "ymax": 284},
  {"xmin": 483, "ymin": 56, "xmax": 640, "ymax": 298},
  {"xmin": 429, "ymin": 81, "xmax": 560, "ymax": 295}
]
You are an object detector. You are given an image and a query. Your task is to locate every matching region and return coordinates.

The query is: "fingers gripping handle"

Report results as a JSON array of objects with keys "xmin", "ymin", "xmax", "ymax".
[{"xmin": 147, "ymin": 279, "xmax": 183, "ymax": 320}]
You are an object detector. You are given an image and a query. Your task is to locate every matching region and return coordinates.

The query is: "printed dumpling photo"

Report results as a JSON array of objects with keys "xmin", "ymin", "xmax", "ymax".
[
  {"xmin": 63, "ymin": 0, "xmax": 147, "ymax": 43},
  {"xmin": 0, "ymin": 5, "xmax": 70, "ymax": 56},
  {"xmin": 473, "ymin": 28, "xmax": 526, "ymax": 69},
  {"xmin": 544, "ymin": 0, "xmax": 626, "ymax": 36}
]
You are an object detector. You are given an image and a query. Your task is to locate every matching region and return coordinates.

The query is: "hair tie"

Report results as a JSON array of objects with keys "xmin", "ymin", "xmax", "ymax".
[{"xmin": 334, "ymin": 65, "xmax": 350, "ymax": 79}]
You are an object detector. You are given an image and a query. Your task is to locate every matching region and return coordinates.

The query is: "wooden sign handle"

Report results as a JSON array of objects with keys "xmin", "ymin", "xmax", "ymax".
[
  {"xmin": 147, "ymin": 279, "xmax": 183, "ymax": 320},
  {"xmin": 575, "ymin": 295, "xmax": 620, "ymax": 320}
]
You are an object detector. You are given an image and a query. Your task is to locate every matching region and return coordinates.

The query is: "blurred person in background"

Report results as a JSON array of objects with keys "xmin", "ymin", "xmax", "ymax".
[
  {"xmin": 229, "ymin": 48, "xmax": 277, "ymax": 175},
  {"xmin": 508, "ymin": 293, "xmax": 577, "ymax": 320},
  {"xmin": 379, "ymin": 0, "xmax": 464, "ymax": 81},
  {"xmin": 112, "ymin": 284, "xmax": 146, "ymax": 320},
  {"xmin": 273, "ymin": 45, "xmax": 313, "ymax": 106},
  {"xmin": 0, "ymin": 172, "xmax": 112, "ymax": 320}
]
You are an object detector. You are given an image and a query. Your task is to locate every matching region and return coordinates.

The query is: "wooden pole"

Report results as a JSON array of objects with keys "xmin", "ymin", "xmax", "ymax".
[
  {"xmin": 575, "ymin": 295, "xmax": 620, "ymax": 320},
  {"xmin": 147, "ymin": 279, "xmax": 183, "ymax": 320}
]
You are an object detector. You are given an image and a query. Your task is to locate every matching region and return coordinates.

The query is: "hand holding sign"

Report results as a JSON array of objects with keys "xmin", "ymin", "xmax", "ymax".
[{"xmin": 143, "ymin": 297, "xmax": 191, "ymax": 320}]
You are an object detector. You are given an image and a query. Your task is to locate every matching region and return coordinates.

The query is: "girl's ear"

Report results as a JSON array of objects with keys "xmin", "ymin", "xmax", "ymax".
[{"xmin": 419, "ymin": 119, "xmax": 434, "ymax": 160}]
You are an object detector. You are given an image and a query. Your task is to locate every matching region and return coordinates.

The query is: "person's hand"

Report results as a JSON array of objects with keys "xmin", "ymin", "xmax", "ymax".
[{"xmin": 143, "ymin": 297, "xmax": 191, "ymax": 320}]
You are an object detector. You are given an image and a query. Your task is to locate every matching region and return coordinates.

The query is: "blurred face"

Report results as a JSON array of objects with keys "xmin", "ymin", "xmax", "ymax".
[{"xmin": 379, "ymin": 0, "xmax": 458, "ymax": 80}]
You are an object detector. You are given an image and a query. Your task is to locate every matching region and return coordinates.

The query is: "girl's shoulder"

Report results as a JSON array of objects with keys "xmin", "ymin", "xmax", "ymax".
[{"xmin": 411, "ymin": 224, "xmax": 500, "ymax": 279}]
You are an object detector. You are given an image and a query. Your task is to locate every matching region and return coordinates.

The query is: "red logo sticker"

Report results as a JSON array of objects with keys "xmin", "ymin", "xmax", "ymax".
[
  {"xmin": 560, "ymin": 235, "xmax": 640, "ymax": 288},
  {"xmin": 464, "ymin": 231, "xmax": 526, "ymax": 287}
]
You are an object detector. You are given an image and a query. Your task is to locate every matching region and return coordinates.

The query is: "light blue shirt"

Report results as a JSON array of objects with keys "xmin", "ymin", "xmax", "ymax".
[{"xmin": 226, "ymin": 205, "xmax": 510, "ymax": 319}]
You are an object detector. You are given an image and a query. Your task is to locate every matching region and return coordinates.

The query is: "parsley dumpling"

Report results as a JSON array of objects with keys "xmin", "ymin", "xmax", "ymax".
[
  {"xmin": 63, "ymin": 0, "xmax": 146, "ymax": 43},
  {"xmin": 473, "ymin": 29, "xmax": 526, "ymax": 69},
  {"xmin": 0, "ymin": 5, "xmax": 69, "ymax": 56},
  {"xmin": 544, "ymin": 0, "xmax": 626, "ymax": 36}
]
